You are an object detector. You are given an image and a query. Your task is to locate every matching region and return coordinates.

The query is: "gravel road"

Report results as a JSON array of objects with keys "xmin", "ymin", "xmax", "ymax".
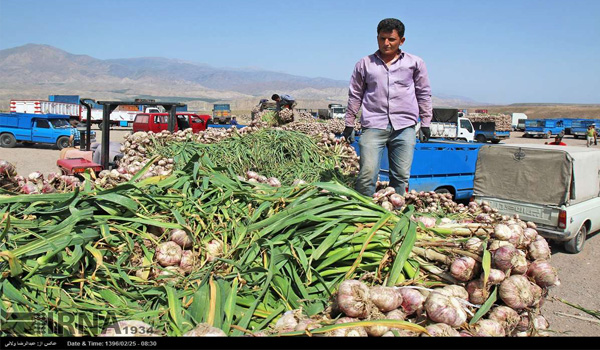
[{"xmin": 0, "ymin": 128, "xmax": 599, "ymax": 336}]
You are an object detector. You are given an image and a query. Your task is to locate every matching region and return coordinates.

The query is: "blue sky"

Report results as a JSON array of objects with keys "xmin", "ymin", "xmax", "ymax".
[{"xmin": 1, "ymin": 0, "xmax": 599, "ymax": 104}]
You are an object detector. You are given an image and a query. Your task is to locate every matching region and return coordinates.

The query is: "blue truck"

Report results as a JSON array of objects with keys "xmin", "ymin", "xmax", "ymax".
[
  {"xmin": 350, "ymin": 139, "xmax": 484, "ymax": 201},
  {"xmin": 472, "ymin": 121, "xmax": 511, "ymax": 144},
  {"xmin": 523, "ymin": 119, "xmax": 565, "ymax": 138},
  {"xmin": 571, "ymin": 119, "xmax": 600, "ymax": 138},
  {"xmin": 0, "ymin": 112, "xmax": 79, "ymax": 150}
]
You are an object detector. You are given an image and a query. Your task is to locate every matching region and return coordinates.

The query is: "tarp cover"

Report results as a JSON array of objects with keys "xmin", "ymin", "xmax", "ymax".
[
  {"xmin": 474, "ymin": 144, "xmax": 600, "ymax": 206},
  {"xmin": 432, "ymin": 108, "xmax": 459, "ymax": 123}
]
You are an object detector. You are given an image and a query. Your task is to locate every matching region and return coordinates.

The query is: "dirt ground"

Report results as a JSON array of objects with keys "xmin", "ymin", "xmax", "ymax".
[{"xmin": 0, "ymin": 127, "xmax": 599, "ymax": 336}]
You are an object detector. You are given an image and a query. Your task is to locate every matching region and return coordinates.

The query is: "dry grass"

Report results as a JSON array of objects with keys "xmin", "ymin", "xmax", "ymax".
[{"xmin": 463, "ymin": 105, "xmax": 600, "ymax": 119}]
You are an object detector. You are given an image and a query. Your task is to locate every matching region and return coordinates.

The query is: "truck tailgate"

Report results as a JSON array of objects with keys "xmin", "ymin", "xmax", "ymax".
[{"xmin": 476, "ymin": 196, "xmax": 559, "ymax": 227}]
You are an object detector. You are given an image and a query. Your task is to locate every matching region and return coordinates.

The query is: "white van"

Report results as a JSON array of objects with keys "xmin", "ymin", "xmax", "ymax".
[{"xmin": 511, "ymin": 113, "xmax": 528, "ymax": 130}]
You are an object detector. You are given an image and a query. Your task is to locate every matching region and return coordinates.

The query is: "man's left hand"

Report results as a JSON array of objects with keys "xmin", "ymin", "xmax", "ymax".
[{"xmin": 421, "ymin": 127, "xmax": 431, "ymax": 142}]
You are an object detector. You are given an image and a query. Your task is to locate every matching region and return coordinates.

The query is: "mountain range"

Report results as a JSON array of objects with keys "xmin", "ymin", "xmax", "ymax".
[{"xmin": 0, "ymin": 44, "xmax": 482, "ymax": 112}]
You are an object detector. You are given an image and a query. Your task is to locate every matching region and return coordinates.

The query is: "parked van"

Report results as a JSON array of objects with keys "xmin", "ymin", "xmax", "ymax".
[{"xmin": 132, "ymin": 113, "xmax": 210, "ymax": 133}]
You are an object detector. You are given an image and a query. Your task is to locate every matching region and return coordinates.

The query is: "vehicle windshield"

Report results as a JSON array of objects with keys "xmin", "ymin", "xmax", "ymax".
[
  {"xmin": 332, "ymin": 108, "xmax": 346, "ymax": 114},
  {"xmin": 525, "ymin": 120, "xmax": 544, "ymax": 127},
  {"xmin": 50, "ymin": 119, "xmax": 71, "ymax": 128},
  {"xmin": 573, "ymin": 120, "xmax": 595, "ymax": 128}
]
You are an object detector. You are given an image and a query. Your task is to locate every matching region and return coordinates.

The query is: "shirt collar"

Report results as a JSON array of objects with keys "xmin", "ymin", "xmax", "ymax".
[{"xmin": 374, "ymin": 49, "xmax": 404, "ymax": 64}]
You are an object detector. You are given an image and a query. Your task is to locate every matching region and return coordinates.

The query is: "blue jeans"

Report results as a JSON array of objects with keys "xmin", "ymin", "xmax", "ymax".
[{"xmin": 355, "ymin": 124, "xmax": 416, "ymax": 196}]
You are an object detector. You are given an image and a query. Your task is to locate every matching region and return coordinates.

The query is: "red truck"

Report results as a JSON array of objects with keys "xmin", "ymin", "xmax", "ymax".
[{"xmin": 132, "ymin": 113, "xmax": 211, "ymax": 133}]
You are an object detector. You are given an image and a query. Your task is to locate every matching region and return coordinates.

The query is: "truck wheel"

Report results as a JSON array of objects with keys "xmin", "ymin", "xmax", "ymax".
[
  {"xmin": 434, "ymin": 187, "xmax": 453, "ymax": 198},
  {"xmin": 564, "ymin": 224, "xmax": 587, "ymax": 254},
  {"xmin": 476, "ymin": 135, "xmax": 487, "ymax": 143},
  {"xmin": 56, "ymin": 136, "xmax": 70, "ymax": 150},
  {"xmin": 0, "ymin": 133, "xmax": 16, "ymax": 148}
]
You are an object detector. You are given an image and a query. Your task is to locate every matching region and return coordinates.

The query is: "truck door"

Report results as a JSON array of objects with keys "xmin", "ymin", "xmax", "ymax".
[
  {"xmin": 154, "ymin": 115, "xmax": 169, "ymax": 132},
  {"xmin": 31, "ymin": 119, "xmax": 54, "ymax": 143},
  {"xmin": 457, "ymin": 118, "xmax": 475, "ymax": 142}
]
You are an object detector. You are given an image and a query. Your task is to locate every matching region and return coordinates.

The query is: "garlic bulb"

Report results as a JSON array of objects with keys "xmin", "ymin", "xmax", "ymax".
[
  {"xmin": 535, "ymin": 264, "xmax": 564, "ymax": 293},
  {"xmin": 369, "ymin": 286, "xmax": 403, "ymax": 312},
  {"xmin": 464, "ymin": 237, "xmax": 484, "ymax": 254},
  {"xmin": 450, "ymin": 256, "xmax": 479, "ymax": 281},
  {"xmin": 470, "ymin": 319, "xmax": 506, "ymax": 337},
  {"xmin": 423, "ymin": 323, "xmax": 460, "ymax": 337},
  {"xmin": 440, "ymin": 285, "xmax": 469, "ymax": 301},
  {"xmin": 275, "ymin": 310, "xmax": 299, "ymax": 332},
  {"xmin": 155, "ymin": 241, "xmax": 183, "ymax": 267},
  {"xmin": 484, "ymin": 269, "xmax": 506, "ymax": 285},
  {"xmin": 169, "ymin": 229, "xmax": 193, "ymax": 249},
  {"xmin": 397, "ymin": 287, "xmax": 426, "ymax": 315},
  {"xmin": 183, "ymin": 323, "xmax": 227, "ymax": 336},
  {"xmin": 337, "ymin": 280, "xmax": 371, "ymax": 318},
  {"xmin": 328, "ymin": 317, "xmax": 368, "ymax": 337},
  {"xmin": 179, "ymin": 250, "xmax": 197, "ymax": 273},
  {"xmin": 488, "ymin": 305, "xmax": 520, "ymax": 334},
  {"xmin": 493, "ymin": 224, "xmax": 513, "ymax": 240},
  {"xmin": 205, "ymin": 240, "xmax": 223, "ymax": 262},
  {"xmin": 424, "ymin": 291, "xmax": 467, "ymax": 327},
  {"xmin": 389, "ymin": 193, "xmax": 405, "ymax": 208},
  {"xmin": 499, "ymin": 275, "xmax": 536, "ymax": 310},
  {"xmin": 528, "ymin": 235, "xmax": 551, "ymax": 260},
  {"xmin": 466, "ymin": 279, "xmax": 488, "ymax": 305}
]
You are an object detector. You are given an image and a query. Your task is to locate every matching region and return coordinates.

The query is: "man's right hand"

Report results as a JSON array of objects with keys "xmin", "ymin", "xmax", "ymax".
[{"xmin": 342, "ymin": 126, "xmax": 355, "ymax": 143}]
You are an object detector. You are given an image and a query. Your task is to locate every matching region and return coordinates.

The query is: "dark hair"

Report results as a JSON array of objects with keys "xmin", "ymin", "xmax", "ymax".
[
  {"xmin": 271, "ymin": 94, "xmax": 280, "ymax": 100},
  {"xmin": 377, "ymin": 18, "xmax": 405, "ymax": 38}
]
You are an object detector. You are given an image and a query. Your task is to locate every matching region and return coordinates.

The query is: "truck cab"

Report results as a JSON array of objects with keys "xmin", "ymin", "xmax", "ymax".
[
  {"xmin": 523, "ymin": 119, "xmax": 565, "ymax": 138},
  {"xmin": 317, "ymin": 104, "xmax": 347, "ymax": 119},
  {"xmin": 571, "ymin": 119, "xmax": 600, "ymax": 138},
  {"xmin": 425, "ymin": 116, "xmax": 475, "ymax": 142},
  {"xmin": 0, "ymin": 112, "xmax": 84, "ymax": 150},
  {"xmin": 132, "ymin": 113, "xmax": 210, "ymax": 133},
  {"xmin": 212, "ymin": 104, "xmax": 232, "ymax": 124}
]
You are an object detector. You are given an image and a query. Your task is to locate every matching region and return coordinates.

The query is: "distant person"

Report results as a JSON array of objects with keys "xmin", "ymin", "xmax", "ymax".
[
  {"xmin": 343, "ymin": 18, "xmax": 432, "ymax": 196},
  {"xmin": 230, "ymin": 116, "xmax": 238, "ymax": 126},
  {"xmin": 271, "ymin": 94, "xmax": 296, "ymax": 112},
  {"xmin": 545, "ymin": 135, "xmax": 566, "ymax": 146},
  {"xmin": 176, "ymin": 115, "xmax": 190, "ymax": 130},
  {"xmin": 593, "ymin": 124, "xmax": 598, "ymax": 146},
  {"xmin": 586, "ymin": 125, "xmax": 596, "ymax": 147},
  {"xmin": 68, "ymin": 119, "xmax": 80, "ymax": 147}
]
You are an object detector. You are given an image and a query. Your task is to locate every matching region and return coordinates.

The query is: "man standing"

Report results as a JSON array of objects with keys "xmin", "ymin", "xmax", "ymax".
[
  {"xmin": 343, "ymin": 18, "xmax": 433, "ymax": 196},
  {"xmin": 586, "ymin": 125, "xmax": 596, "ymax": 147},
  {"xmin": 68, "ymin": 119, "xmax": 80, "ymax": 147}
]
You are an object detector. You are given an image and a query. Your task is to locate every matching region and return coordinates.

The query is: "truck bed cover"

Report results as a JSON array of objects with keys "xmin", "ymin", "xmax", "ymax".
[{"xmin": 474, "ymin": 144, "xmax": 600, "ymax": 206}]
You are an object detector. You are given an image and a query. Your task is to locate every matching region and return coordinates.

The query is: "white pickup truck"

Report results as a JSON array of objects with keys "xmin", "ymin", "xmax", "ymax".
[
  {"xmin": 418, "ymin": 108, "xmax": 475, "ymax": 142},
  {"xmin": 473, "ymin": 144, "xmax": 600, "ymax": 253}
]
